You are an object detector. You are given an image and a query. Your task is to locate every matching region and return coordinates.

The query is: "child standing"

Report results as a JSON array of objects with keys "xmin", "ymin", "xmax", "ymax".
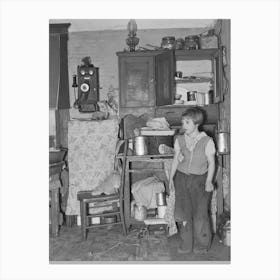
[{"xmin": 169, "ymin": 107, "xmax": 216, "ymax": 254}]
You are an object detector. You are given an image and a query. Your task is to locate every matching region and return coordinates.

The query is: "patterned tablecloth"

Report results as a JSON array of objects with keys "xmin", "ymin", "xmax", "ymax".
[{"xmin": 66, "ymin": 118, "xmax": 119, "ymax": 215}]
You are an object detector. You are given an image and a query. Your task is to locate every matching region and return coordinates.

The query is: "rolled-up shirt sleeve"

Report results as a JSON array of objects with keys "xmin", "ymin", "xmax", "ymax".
[{"xmin": 205, "ymin": 138, "xmax": 216, "ymax": 156}]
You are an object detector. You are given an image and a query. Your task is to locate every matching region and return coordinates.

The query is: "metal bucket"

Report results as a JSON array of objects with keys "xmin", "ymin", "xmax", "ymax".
[{"xmin": 133, "ymin": 136, "xmax": 148, "ymax": 155}]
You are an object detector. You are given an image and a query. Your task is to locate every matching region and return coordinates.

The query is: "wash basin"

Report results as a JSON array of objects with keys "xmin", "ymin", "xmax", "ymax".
[{"xmin": 49, "ymin": 148, "xmax": 67, "ymax": 164}]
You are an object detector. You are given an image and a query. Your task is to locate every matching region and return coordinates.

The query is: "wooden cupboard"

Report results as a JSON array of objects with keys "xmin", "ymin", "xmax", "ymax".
[
  {"xmin": 174, "ymin": 48, "xmax": 223, "ymax": 104},
  {"xmin": 117, "ymin": 48, "xmax": 223, "ymax": 123},
  {"xmin": 116, "ymin": 50, "xmax": 174, "ymax": 117}
]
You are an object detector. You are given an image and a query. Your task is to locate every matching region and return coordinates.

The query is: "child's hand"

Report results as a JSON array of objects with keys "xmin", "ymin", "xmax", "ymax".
[
  {"xmin": 178, "ymin": 152, "xmax": 184, "ymax": 162},
  {"xmin": 205, "ymin": 180, "xmax": 214, "ymax": 192}
]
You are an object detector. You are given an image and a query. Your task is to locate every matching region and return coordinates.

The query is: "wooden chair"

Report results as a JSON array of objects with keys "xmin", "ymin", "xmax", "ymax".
[{"xmin": 77, "ymin": 140, "xmax": 128, "ymax": 240}]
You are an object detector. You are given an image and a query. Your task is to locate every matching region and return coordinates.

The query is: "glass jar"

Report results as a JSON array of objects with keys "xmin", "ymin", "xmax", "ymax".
[
  {"xmin": 185, "ymin": 35, "xmax": 200, "ymax": 50},
  {"xmin": 161, "ymin": 36, "xmax": 175, "ymax": 50},
  {"xmin": 175, "ymin": 38, "xmax": 185, "ymax": 50},
  {"xmin": 187, "ymin": 91, "xmax": 197, "ymax": 101}
]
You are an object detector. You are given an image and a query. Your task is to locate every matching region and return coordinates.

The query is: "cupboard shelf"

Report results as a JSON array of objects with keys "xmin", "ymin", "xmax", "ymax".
[
  {"xmin": 175, "ymin": 48, "xmax": 223, "ymax": 104},
  {"xmin": 175, "ymin": 77, "xmax": 213, "ymax": 84}
]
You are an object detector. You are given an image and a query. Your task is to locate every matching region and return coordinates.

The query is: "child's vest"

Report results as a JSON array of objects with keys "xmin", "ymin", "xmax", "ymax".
[{"xmin": 176, "ymin": 134, "xmax": 211, "ymax": 175}]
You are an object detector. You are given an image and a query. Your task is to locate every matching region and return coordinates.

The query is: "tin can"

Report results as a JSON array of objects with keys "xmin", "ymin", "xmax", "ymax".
[
  {"xmin": 204, "ymin": 90, "xmax": 213, "ymax": 105},
  {"xmin": 156, "ymin": 192, "xmax": 167, "ymax": 206},
  {"xmin": 133, "ymin": 136, "xmax": 148, "ymax": 156},
  {"xmin": 195, "ymin": 92, "xmax": 205, "ymax": 106},
  {"xmin": 187, "ymin": 91, "xmax": 197, "ymax": 101},
  {"xmin": 223, "ymin": 227, "xmax": 231, "ymax": 246},
  {"xmin": 222, "ymin": 221, "xmax": 231, "ymax": 246},
  {"xmin": 217, "ymin": 132, "xmax": 230, "ymax": 154}
]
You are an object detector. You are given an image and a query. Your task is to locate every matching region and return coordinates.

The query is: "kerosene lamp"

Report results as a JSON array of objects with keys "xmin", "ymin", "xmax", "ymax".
[{"xmin": 126, "ymin": 19, "xmax": 139, "ymax": 52}]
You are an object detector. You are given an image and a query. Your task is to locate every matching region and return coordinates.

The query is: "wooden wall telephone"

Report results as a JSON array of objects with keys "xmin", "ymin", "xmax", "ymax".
[{"xmin": 72, "ymin": 57, "xmax": 100, "ymax": 113}]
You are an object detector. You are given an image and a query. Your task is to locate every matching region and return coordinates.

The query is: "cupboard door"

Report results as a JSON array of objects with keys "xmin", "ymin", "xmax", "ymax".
[
  {"xmin": 119, "ymin": 56, "xmax": 155, "ymax": 107},
  {"xmin": 155, "ymin": 51, "xmax": 174, "ymax": 106}
]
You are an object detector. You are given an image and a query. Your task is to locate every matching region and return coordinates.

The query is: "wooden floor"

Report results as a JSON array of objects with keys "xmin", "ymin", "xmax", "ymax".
[{"xmin": 49, "ymin": 224, "xmax": 230, "ymax": 262}]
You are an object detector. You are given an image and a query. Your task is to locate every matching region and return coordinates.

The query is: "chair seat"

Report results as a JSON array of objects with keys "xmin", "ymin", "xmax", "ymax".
[{"xmin": 77, "ymin": 190, "xmax": 126, "ymax": 240}]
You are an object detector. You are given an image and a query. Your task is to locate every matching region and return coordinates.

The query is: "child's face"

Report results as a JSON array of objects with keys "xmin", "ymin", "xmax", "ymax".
[{"xmin": 181, "ymin": 117, "xmax": 198, "ymax": 135}]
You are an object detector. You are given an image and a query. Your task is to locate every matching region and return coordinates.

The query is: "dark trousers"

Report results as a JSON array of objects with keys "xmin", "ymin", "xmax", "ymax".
[{"xmin": 174, "ymin": 170, "xmax": 212, "ymax": 251}]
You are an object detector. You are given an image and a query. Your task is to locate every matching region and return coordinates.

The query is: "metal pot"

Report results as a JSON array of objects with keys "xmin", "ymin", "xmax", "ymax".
[
  {"xmin": 102, "ymin": 215, "xmax": 117, "ymax": 224},
  {"xmin": 134, "ymin": 205, "xmax": 147, "ymax": 221},
  {"xmin": 133, "ymin": 136, "xmax": 148, "ymax": 156},
  {"xmin": 156, "ymin": 192, "xmax": 167, "ymax": 206}
]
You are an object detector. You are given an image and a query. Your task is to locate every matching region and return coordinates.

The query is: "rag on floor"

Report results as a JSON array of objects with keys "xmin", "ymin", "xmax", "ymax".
[{"xmin": 131, "ymin": 176, "xmax": 165, "ymax": 209}]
